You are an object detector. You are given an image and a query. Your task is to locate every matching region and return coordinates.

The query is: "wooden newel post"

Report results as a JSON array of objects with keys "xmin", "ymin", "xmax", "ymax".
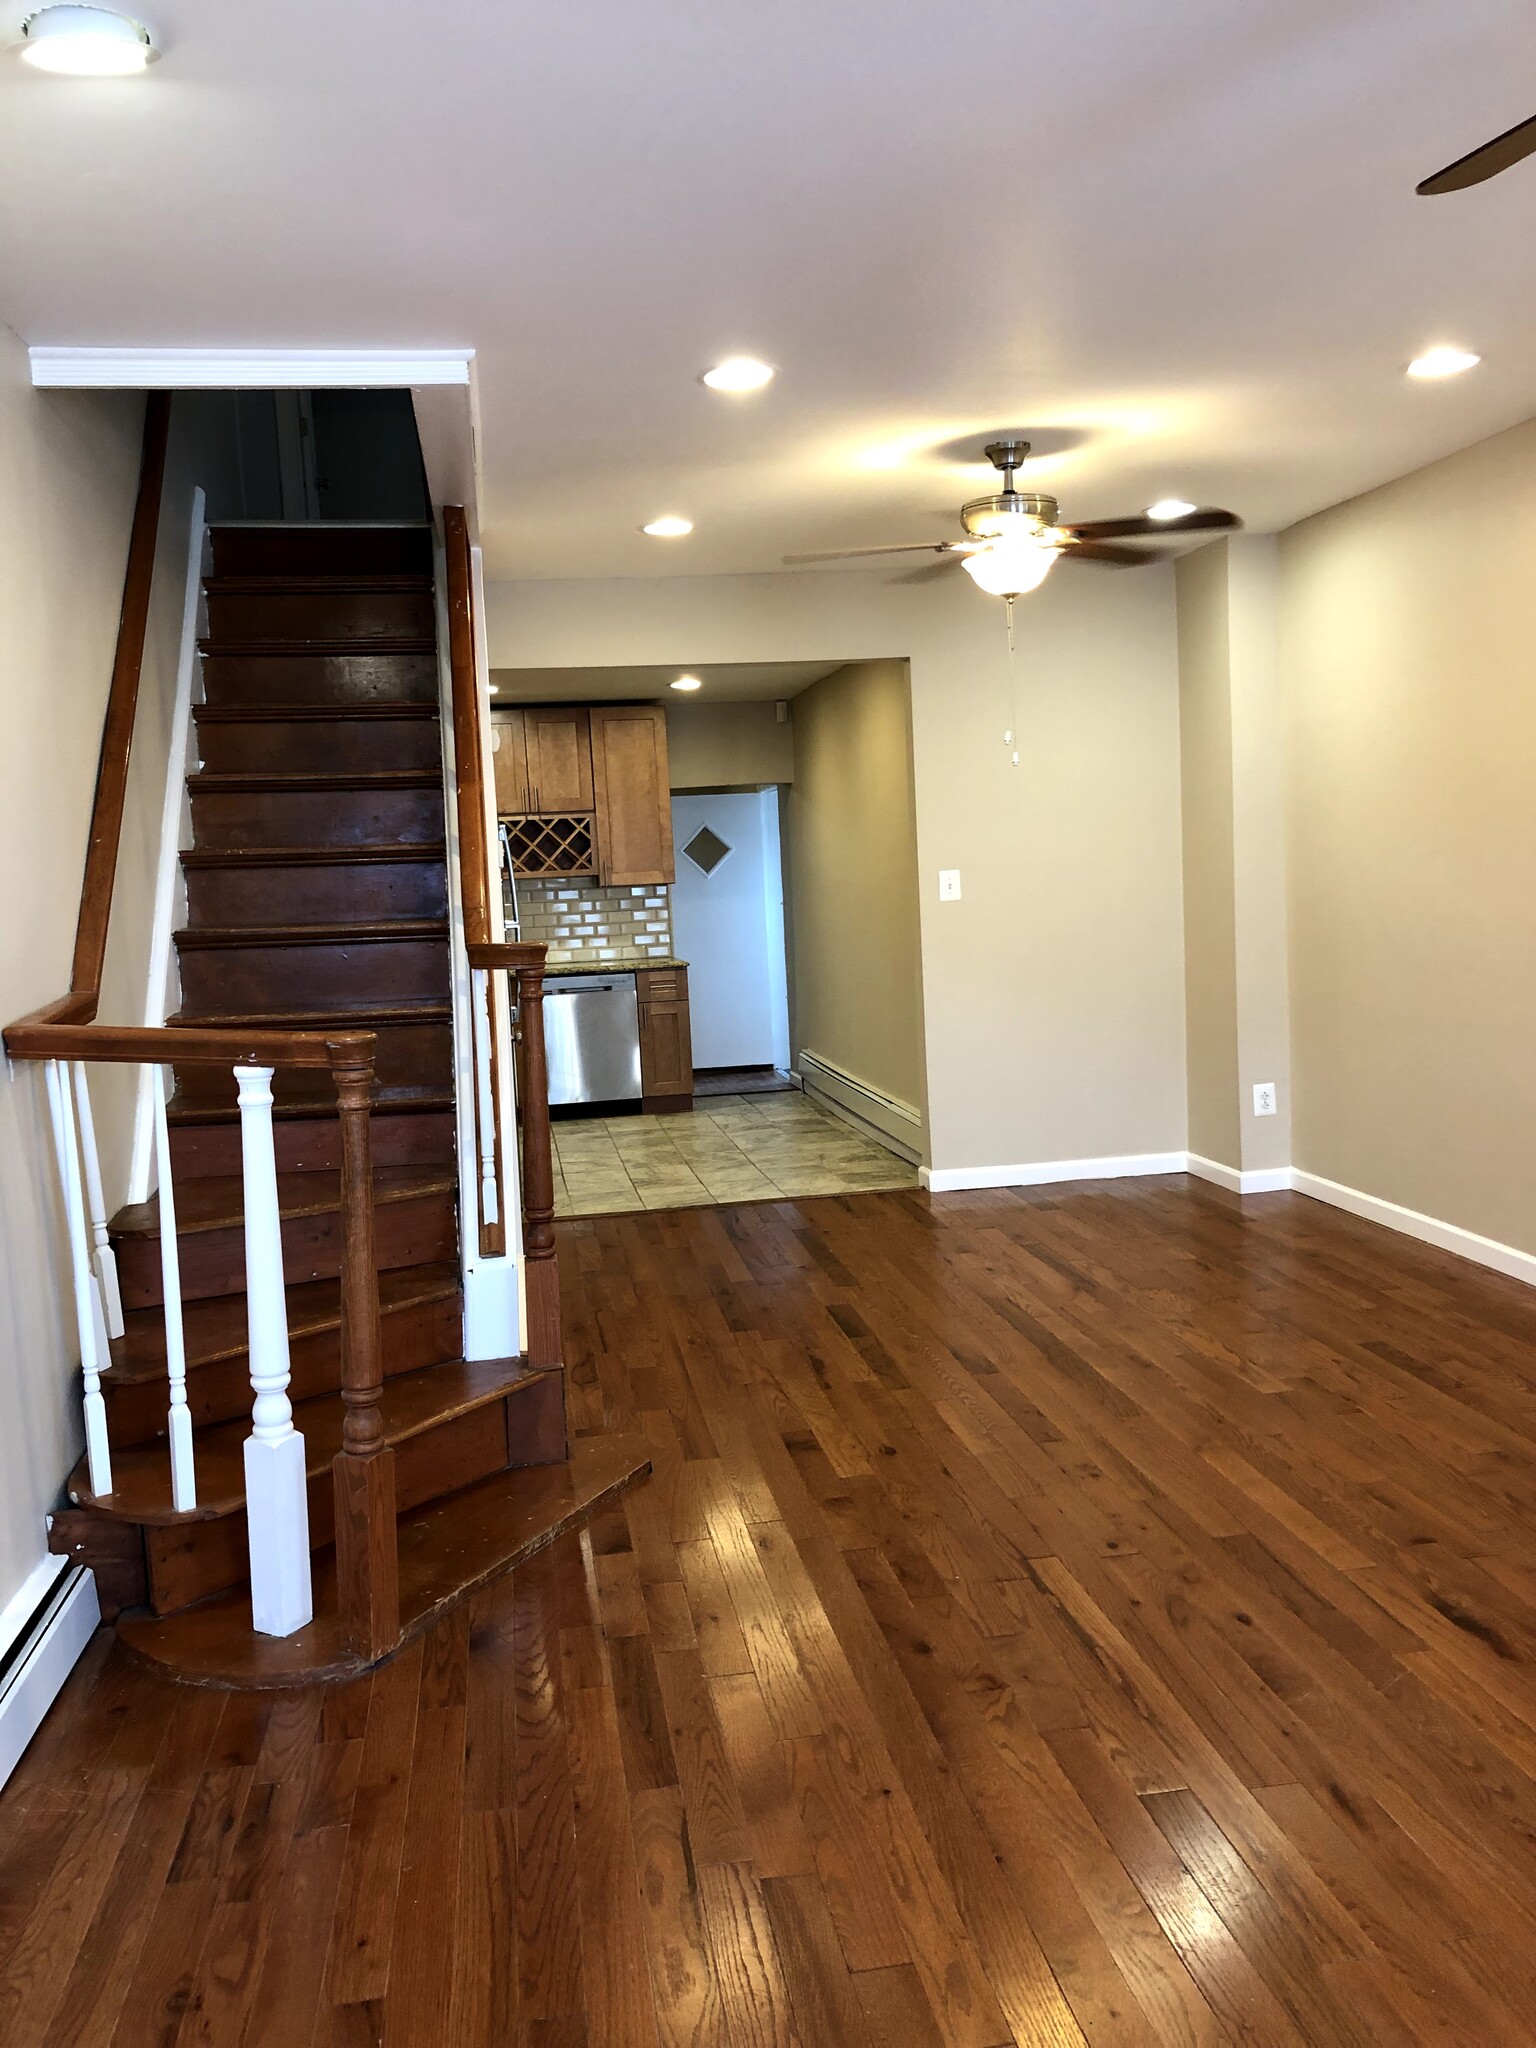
[
  {"xmin": 329, "ymin": 1040, "xmax": 400, "ymax": 1660},
  {"xmin": 515, "ymin": 956, "xmax": 562, "ymax": 1373}
]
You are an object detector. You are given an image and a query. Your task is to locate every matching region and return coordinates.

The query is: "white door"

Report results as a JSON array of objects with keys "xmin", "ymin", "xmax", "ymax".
[{"xmin": 670, "ymin": 790, "xmax": 790, "ymax": 1070}]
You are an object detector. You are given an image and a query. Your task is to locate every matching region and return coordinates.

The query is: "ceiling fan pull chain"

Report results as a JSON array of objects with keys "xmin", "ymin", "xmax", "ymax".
[{"xmin": 1004, "ymin": 597, "xmax": 1020, "ymax": 766}]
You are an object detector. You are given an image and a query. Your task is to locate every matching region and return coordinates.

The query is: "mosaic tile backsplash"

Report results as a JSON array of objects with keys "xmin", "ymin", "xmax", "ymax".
[{"xmin": 513, "ymin": 880, "xmax": 674, "ymax": 965}]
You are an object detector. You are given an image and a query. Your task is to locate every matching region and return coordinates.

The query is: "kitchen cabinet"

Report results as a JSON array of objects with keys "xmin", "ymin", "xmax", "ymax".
[
  {"xmin": 638, "ymin": 966, "xmax": 692, "ymax": 1108},
  {"xmin": 590, "ymin": 705, "xmax": 674, "ymax": 885},
  {"xmin": 494, "ymin": 701, "xmax": 674, "ymax": 886}
]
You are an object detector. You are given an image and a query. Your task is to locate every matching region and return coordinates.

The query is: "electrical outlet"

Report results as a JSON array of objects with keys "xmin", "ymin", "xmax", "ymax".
[
  {"xmin": 1252, "ymin": 1081, "xmax": 1277, "ymax": 1117},
  {"xmin": 938, "ymin": 869, "xmax": 962, "ymax": 901}
]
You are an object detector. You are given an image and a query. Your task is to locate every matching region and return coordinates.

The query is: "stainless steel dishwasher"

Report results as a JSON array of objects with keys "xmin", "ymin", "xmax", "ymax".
[{"xmin": 544, "ymin": 972, "xmax": 642, "ymax": 1107}]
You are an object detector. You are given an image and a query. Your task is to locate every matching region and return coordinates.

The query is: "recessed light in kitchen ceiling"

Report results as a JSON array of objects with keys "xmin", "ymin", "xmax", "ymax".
[
  {"xmin": 670, "ymin": 675, "xmax": 702, "ymax": 692},
  {"xmin": 1407, "ymin": 345, "xmax": 1481, "ymax": 379},
  {"xmin": 642, "ymin": 515, "xmax": 694, "ymax": 537},
  {"xmin": 701, "ymin": 357, "xmax": 775, "ymax": 393},
  {"xmin": 1146, "ymin": 498, "xmax": 1198, "ymax": 521}
]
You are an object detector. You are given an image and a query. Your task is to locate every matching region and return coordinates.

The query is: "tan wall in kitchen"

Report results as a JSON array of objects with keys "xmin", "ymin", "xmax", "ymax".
[
  {"xmin": 1281, "ymin": 414, "xmax": 1536, "ymax": 1252},
  {"xmin": 666, "ymin": 699, "xmax": 794, "ymax": 788},
  {"xmin": 784, "ymin": 661, "xmax": 922, "ymax": 1108},
  {"xmin": 485, "ymin": 560, "xmax": 1188, "ymax": 1172}
]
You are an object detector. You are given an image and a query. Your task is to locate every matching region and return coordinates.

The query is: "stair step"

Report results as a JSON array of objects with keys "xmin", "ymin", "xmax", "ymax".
[
  {"xmin": 202, "ymin": 577, "xmax": 434, "ymax": 597},
  {"xmin": 111, "ymin": 1164, "xmax": 458, "ymax": 1309},
  {"xmin": 115, "ymin": 1434, "xmax": 653, "ymax": 1689},
  {"xmin": 198, "ymin": 637, "xmax": 436, "ymax": 657},
  {"xmin": 72, "ymin": 1355, "xmax": 536, "ymax": 1521},
  {"xmin": 111, "ymin": 1163, "xmax": 456, "ymax": 1243},
  {"xmin": 169, "ymin": 999, "xmax": 451, "ymax": 1025},
  {"xmin": 188, "ymin": 771, "xmax": 444, "ymax": 851},
  {"xmin": 189, "ymin": 770, "xmax": 441, "ymax": 793},
  {"xmin": 207, "ymin": 526, "xmax": 433, "ymax": 579},
  {"xmin": 182, "ymin": 848, "xmax": 449, "ymax": 929},
  {"xmin": 176, "ymin": 919, "xmax": 450, "ymax": 948},
  {"xmin": 191, "ymin": 704, "xmax": 442, "ymax": 776},
  {"xmin": 198, "ymin": 652, "xmax": 439, "ymax": 710},
  {"xmin": 181, "ymin": 842, "xmax": 446, "ymax": 865},
  {"xmin": 103, "ymin": 1261, "xmax": 463, "ymax": 1435},
  {"xmin": 166, "ymin": 1103, "xmax": 456, "ymax": 1183}
]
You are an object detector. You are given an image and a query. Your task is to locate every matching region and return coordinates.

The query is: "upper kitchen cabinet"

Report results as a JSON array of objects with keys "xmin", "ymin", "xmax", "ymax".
[
  {"xmin": 590, "ymin": 705, "xmax": 675, "ymax": 885},
  {"xmin": 493, "ymin": 706, "xmax": 594, "ymax": 816}
]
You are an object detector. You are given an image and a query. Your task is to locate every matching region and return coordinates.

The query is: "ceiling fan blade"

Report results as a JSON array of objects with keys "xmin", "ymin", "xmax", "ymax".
[
  {"xmin": 1062, "ymin": 509, "xmax": 1241, "ymax": 541},
  {"xmin": 1064, "ymin": 540, "xmax": 1171, "ymax": 566},
  {"xmin": 893, "ymin": 554, "xmax": 969, "ymax": 584},
  {"xmin": 1418, "ymin": 112, "xmax": 1536, "ymax": 194},
  {"xmin": 782, "ymin": 543, "xmax": 958, "ymax": 565}
]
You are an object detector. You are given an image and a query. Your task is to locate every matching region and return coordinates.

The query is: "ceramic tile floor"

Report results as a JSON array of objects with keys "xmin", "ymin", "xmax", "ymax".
[{"xmin": 550, "ymin": 1088, "xmax": 919, "ymax": 1216}]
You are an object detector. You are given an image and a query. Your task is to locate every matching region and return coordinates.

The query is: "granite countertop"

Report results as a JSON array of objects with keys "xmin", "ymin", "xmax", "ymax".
[{"xmin": 541, "ymin": 956, "xmax": 688, "ymax": 976}]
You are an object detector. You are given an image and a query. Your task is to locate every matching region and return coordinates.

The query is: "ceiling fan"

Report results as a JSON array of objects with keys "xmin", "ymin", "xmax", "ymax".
[
  {"xmin": 1418, "ymin": 112, "xmax": 1536, "ymax": 194},
  {"xmin": 784, "ymin": 441, "xmax": 1241, "ymax": 598}
]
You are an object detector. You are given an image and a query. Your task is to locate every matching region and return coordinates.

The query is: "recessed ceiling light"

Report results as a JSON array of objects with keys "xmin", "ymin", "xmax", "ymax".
[
  {"xmin": 641, "ymin": 515, "xmax": 694, "ymax": 538},
  {"xmin": 700, "ymin": 357, "xmax": 775, "ymax": 393},
  {"xmin": 18, "ymin": 6, "xmax": 156, "ymax": 74},
  {"xmin": 1146, "ymin": 498, "xmax": 1198, "ymax": 522},
  {"xmin": 670, "ymin": 675, "xmax": 703, "ymax": 692},
  {"xmin": 1407, "ymin": 345, "xmax": 1481, "ymax": 380}
]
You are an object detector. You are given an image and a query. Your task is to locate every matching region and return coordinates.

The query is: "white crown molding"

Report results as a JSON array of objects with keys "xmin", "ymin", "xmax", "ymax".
[{"xmin": 28, "ymin": 347, "xmax": 474, "ymax": 390}]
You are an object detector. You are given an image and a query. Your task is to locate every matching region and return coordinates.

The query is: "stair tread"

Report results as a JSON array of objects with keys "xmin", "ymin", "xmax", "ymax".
[
  {"xmin": 198, "ymin": 638, "xmax": 436, "ymax": 657},
  {"xmin": 176, "ymin": 919, "xmax": 449, "ymax": 949},
  {"xmin": 193, "ymin": 703, "xmax": 438, "ymax": 724},
  {"xmin": 116, "ymin": 1435, "xmax": 653, "ymax": 1689},
  {"xmin": 169, "ymin": 999, "xmax": 451, "ymax": 1027},
  {"xmin": 203, "ymin": 576, "xmax": 434, "ymax": 596},
  {"xmin": 110, "ymin": 1163, "xmax": 455, "ymax": 1241},
  {"xmin": 71, "ymin": 1356, "xmax": 540, "ymax": 1522},
  {"xmin": 189, "ymin": 769, "xmax": 441, "ymax": 791},
  {"xmin": 167, "ymin": 1087, "xmax": 456, "ymax": 1129},
  {"xmin": 109, "ymin": 1261, "xmax": 461, "ymax": 1384},
  {"xmin": 180, "ymin": 844, "xmax": 447, "ymax": 869}
]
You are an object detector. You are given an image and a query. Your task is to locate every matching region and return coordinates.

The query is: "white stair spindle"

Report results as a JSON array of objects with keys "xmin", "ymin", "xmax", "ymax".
[
  {"xmin": 71, "ymin": 1060, "xmax": 124, "ymax": 1339},
  {"xmin": 151, "ymin": 1066, "xmax": 197, "ymax": 1512},
  {"xmin": 235, "ymin": 1064, "xmax": 311, "ymax": 1636},
  {"xmin": 473, "ymin": 967, "xmax": 500, "ymax": 1227},
  {"xmin": 45, "ymin": 1061, "xmax": 113, "ymax": 1497}
]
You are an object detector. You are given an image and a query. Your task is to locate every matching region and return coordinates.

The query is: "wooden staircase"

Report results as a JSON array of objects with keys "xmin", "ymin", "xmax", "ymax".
[{"xmin": 33, "ymin": 517, "xmax": 648, "ymax": 1687}]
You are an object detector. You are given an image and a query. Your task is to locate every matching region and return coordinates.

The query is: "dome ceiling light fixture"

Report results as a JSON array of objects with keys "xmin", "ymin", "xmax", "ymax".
[
  {"xmin": 1406, "ymin": 345, "xmax": 1480, "ymax": 380},
  {"xmin": 17, "ymin": 6, "xmax": 157, "ymax": 74},
  {"xmin": 641, "ymin": 515, "xmax": 693, "ymax": 537},
  {"xmin": 785, "ymin": 440, "xmax": 1241, "ymax": 602}
]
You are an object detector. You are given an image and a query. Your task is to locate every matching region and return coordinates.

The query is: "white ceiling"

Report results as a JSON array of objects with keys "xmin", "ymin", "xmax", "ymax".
[
  {"xmin": 3, "ymin": 1, "xmax": 1535, "ymax": 580},
  {"xmin": 493, "ymin": 661, "xmax": 843, "ymax": 704}
]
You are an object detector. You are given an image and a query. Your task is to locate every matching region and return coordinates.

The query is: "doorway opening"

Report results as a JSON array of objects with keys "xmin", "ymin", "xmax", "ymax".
[{"xmin": 488, "ymin": 659, "xmax": 927, "ymax": 1217}]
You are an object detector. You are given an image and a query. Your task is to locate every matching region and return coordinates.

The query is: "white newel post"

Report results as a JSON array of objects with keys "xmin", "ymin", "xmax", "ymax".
[
  {"xmin": 151, "ymin": 1066, "xmax": 197, "ymax": 1512},
  {"xmin": 473, "ymin": 967, "xmax": 500, "ymax": 1227},
  {"xmin": 46, "ymin": 1061, "xmax": 113, "ymax": 1497},
  {"xmin": 71, "ymin": 1062, "xmax": 125, "ymax": 1339},
  {"xmin": 235, "ymin": 1064, "xmax": 312, "ymax": 1635}
]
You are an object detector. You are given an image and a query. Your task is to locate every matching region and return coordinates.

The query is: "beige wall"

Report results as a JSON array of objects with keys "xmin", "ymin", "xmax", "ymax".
[
  {"xmin": 785, "ymin": 661, "xmax": 922, "ymax": 1108},
  {"xmin": 666, "ymin": 699, "xmax": 794, "ymax": 789},
  {"xmin": 0, "ymin": 333, "xmax": 142, "ymax": 1622},
  {"xmin": 487, "ymin": 561, "xmax": 1188, "ymax": 1172},
  {"xmin": 1281, "ymin": 415, "xmax": 1536, "ymax": 1251}
]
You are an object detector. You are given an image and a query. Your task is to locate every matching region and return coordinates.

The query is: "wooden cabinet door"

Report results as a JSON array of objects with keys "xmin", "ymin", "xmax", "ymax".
[
  {"xmin": 523, "ymin": 707, "xmax": 594, "ymax": 813},
  {"xmin": 492, "ymin": 710, "xmax": 531, "ymax": 813},
  {"xmin": 590, "ymin": 705, "xmax": 674, "ymax": 884},
  {"xmin": 639, "ymin": 1002, "xmax": 693, "ymax": 1099}
]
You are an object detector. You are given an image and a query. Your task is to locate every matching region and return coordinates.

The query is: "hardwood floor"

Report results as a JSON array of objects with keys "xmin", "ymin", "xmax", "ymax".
[{"xmin": 6, "ymin": 1175, "xmax": 1536, "ymax": 2043}]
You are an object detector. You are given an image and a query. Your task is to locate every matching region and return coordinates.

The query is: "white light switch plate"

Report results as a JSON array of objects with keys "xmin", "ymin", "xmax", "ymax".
[
  {"xmin": 1252, "ymin": 1081, "xmax": 1277, "ymax": 1117},
  {"xmin": 938, "ymin": 869, "xmax": 962, "ymax": 901}
]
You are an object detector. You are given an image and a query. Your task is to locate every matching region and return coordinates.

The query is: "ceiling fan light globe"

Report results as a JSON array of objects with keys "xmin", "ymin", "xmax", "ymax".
[{"xmin": 961, "ymin": 540, "xmax": 1058, "ymax": 598}]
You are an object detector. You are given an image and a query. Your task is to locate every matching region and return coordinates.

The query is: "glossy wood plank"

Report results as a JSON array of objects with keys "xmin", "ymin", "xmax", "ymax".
[{"xmin": 9, "ymin": 1181, "xmax": 1536, "ymax": 2042}]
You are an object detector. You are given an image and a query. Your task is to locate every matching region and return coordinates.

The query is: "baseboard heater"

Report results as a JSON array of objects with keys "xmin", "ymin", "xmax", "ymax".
[
  {"xmin": 0, "ymin": 1561, "xmax": 100, "ymax": 1791},
  {"xmin": 795, "ymin": 1050, "xmax": 923, "ymax": 1162}
]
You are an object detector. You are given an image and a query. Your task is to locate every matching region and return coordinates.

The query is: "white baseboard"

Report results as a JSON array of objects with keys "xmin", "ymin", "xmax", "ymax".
[
  {"xmin": 0, "ymin": 1565, "xmax": 100, "ymax": 1791},
  {"xmin": 1187, "ymin": 1153, "xmax": 1293, "ymax": 1196},
  {"xmin": 796, "ymin": 1051, "xmax": 923, "ymax": 1164},
  {"xmin": 1290, "ymin": 1169, "xmax": 1536, "ymax": 1288},
  {"xmin": 921, "ymin": 1150, "xmax": 1187, "ymax": 1194}
]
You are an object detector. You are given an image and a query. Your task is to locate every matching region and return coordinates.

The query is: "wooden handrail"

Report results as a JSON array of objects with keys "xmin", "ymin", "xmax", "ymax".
[
  {"xmin": 4, "ymin": 1022, "xmax": 376, "ymax": 1070},
  {"xmin": 443, "ymin": 505, "xmax": 493, "ymax": 949}
]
